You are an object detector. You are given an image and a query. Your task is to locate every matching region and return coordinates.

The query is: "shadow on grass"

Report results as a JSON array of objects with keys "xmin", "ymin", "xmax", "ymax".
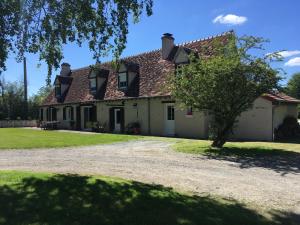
[
  {"xmin": 0, "ymin": 174, "xmax": 295, "ymax": 225},
  {"xmin": 203, "ymin": 147, "xmax": 300, "ymax": 175}
]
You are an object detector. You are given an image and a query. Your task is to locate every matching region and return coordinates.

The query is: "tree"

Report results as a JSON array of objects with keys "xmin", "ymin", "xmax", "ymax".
[
  {"xmin": 0, "ymin": 81, "xmax": 25, "ymax": 120},
  {"xmin": 0, "ymin": 81, "xmax": 52, "ymax": 120},
  {"xmin": 28, "ymin": 85, "xmax": 53, "ymax": 119},
  {"xmin": 0, "ymin": 0, "xmax": 153, "ymax": 85},
  {"xmin": 286, "ymin": 72, "xmax": 300, "ymax": 99},
  {"xmin": 169, "ymin": 35, "xmax": 280, "ymax": 148}
]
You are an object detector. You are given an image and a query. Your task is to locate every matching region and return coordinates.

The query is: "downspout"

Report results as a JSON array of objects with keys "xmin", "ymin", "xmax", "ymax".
[{"xmin": 147, "ymin": 98, "xmax": 151, "ymax": 135}]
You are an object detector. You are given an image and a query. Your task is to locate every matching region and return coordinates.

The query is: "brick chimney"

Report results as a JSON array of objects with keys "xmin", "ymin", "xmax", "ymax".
[
  {"xmin": 161, "ymin": 33, "xmax": 174, "ymax": 60},
  {"xmin": 60, "ymin": 62, "xmax": 71, "ymax": 76}
]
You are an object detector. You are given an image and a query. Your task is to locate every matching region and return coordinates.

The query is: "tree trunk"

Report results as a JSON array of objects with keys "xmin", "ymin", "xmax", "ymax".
[
  {"xmin": 211, "ymin": 122, "xmax": 234, "ymax": 148},
  {"xmin": 211, "ymin": 136, "xmax": 227, "ymax": 148}
]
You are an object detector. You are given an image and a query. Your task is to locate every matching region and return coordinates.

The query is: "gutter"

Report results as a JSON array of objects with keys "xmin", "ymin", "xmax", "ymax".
[{"xmin": 40, "ymin": 95, "xmax": 172, "ymax": 107}]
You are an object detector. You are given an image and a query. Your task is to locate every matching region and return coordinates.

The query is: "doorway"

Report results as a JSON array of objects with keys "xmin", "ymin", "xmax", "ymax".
[{"xmin": 164, "ymin": 103, "xmax": 175, "ymax": 136}]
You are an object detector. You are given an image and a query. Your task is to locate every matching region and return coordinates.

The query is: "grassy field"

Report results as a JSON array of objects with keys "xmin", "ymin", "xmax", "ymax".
[
  {"xmin": 172, "ymin": 139, "xmax": 300, "ymax": 174},
  {"xmin": 0, "ymin": 170, "xmax": 293, "ymax": 225},
  {"xmin": 0, "ymin": 128, "xmax": 140, "ymax": 149},
  {"xmin": 173, "ymin": 139, "xmax": 300, "ymax": 154}
]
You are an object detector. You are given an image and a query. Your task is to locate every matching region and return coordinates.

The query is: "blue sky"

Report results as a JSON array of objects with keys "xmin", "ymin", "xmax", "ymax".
[{"xmin": 2, "ymin": 0, "xmax": 300, "ymax": 96}]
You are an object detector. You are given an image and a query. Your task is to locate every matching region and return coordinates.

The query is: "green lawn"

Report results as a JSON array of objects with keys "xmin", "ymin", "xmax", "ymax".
[
  {"xmin": 0, "ymin": 128, "xmax": 140, "ymax": 149},
  {"xmin": 173, "ymin": 139, "xmax": 300, "ymax": 174},
  {"xmin": 0, "ymin": 170, "xmax": 294, "ymax": 225},
  {"xmin": 173, "ymin": 139, "xmax": 300, "ymax": 155}
]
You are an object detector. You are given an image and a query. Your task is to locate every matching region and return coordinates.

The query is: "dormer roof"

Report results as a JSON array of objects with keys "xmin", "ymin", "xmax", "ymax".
[
  {"xmin": 42, "ymin": 31, "xmax": 233, "ymax": 106},
  {"xmin": 54, "ymin": 75, "xmax": 73, "ymax": 85}
]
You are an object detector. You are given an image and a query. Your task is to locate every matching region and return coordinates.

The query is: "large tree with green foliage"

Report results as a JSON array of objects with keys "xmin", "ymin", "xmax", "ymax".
[
  {"xmin": 286, "ymin": 72, "xmax": 300, "ymax": 100},
  {"xmin": 169, "ymin": 35, "xmax": 281, "ymax": 148},
  {"xmin": 0, "ymin": 0, "xmax": 153, "ymax": 85}
]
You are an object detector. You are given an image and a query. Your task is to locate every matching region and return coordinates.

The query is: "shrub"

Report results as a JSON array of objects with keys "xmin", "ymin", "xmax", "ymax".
[
  {"xmin": 126, "ymin": 122, "xmax": 141, "ymax": 134},
  {"xmin": 275, "ymin": 116, "xmax": 300, "ymax": 140}
]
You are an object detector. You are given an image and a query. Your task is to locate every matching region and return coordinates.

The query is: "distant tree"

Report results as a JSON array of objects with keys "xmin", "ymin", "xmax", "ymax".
[
  {"xmin": 169, "ymin": 35, "xmax": 281, "ymax": 148},
  {"xmin": 31, "ymin": 85, "xmax": 53, "ymax": 105},
  {"xmin": 0, "ymin": 81, "xmax": 25, "ymax": 120},
  {"xmin": 28, "ymin": 85, "xmax": 53, "ymax": 119},
  {"xmin": 0, "ymin": 0, "xmax": 153, "ymax": 85},
  {"xmin": 286, "ymin": 72, "xmax": 300, "ymax": 99}
]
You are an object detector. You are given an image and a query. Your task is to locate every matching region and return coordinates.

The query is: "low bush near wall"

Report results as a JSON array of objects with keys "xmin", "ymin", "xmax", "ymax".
[
  {"xmin": 0, "ymin": 120, "xmax": 37, "ymax": 128},
  {"xmin": 275, "ymin": 116, "xmax": 300, "ymax": 140}
]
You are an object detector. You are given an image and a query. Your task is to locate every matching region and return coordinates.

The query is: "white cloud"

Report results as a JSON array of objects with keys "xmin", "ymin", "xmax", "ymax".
[
  {"xmin": 213, "ymin": 14, "xmax": 247, "ymax": 25},
  {"xmin": 278, "ymin": 50, "xmax": 300, "ymax": 58},
  {"xmin": 284, "ymin": 57, "xmax": 300, "ymax": 67}
]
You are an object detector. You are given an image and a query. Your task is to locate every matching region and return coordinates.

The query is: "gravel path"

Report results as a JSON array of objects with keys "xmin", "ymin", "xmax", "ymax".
[{"xmin": 0, "ymin": 140, "xmax": 299, "ymax": 213}]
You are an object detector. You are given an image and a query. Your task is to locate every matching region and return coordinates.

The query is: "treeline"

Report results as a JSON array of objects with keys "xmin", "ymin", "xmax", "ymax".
[{"xmin": 0, "ymin": 80, "xmax": 51, "ymax": 120}]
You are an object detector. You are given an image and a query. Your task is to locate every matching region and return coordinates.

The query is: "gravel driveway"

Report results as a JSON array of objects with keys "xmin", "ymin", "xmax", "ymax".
[{"xmin": 0, "ymin": 140, "xmax": 299, "ymax": 214}]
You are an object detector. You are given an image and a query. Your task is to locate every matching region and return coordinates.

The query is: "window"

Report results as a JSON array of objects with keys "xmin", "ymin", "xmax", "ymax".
[
  {"xmin": 90, "ymin": 78, "xmax": 97, "ymax": 93},
  {"xmin": 47, "ymin": 107, "xmax": 57, "ymax": 121},
  {"xmin": 186, "ymin": 107, "xmax": 193, "ymax": 117},
  {"xmin": 167, "ymin": 105, "xmax": 174, "ymax": 120},
  {"xmin": 55, "ymin": 84, "xmax": 61, "ymax": 97},
  {"xmin": 51, "ymin": 108, "xmax": 57, "ymax": 121},
  {"xmin": 118, "ymin": 72, "xmax": 127, "ymax": 89},
  {"xmin": 40, "ymin": 108, "xmax": 44, "ymax": 121},
  {"xmin": 63, "ymin": 107, "xmax": 74, "ymax": 120}
]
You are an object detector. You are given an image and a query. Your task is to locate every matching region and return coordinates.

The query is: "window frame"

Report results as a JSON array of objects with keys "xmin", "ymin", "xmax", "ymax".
[
  {"xmin": 118, "ymin": 71, "xmax": 128, "ymax": 90},
  {"xmin": 167, "ymin": 105, "xmax": 175, "ymax": 121},
  {"xmin": 55, "ymin": 83, "xmax": 61, "ymax": 97},
  {"xmin": 89, "ymin": 77, "xmax": 97, "ymax": 94},
  {"xmin": 47, "ymin": 107, "xmax": 57, "ymax": 121},
  {"xmin": 186, "ymin": 107, "xmax": 193, "ymax": 118},
  {"xmin": 40, "ymin": 108, "xmax": 44, "ymax": 121},
  {"xmin": 63, "ymin": 106, "xmax": 74, "ymax": 121}
]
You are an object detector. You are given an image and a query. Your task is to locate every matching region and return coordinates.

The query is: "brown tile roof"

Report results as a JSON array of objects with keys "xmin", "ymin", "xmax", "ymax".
[
  {"xmin": 42, "ymin": 31, "xmax": 233, "ymax": 106},
  {"xmin": 262, "ymin": 92, "xmax": 300, "ymax": 104}
]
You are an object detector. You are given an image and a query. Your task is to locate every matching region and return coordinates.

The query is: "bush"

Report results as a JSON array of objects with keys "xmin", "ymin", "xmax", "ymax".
[
  {"xmin": 275, "ymin": 116, "xmax": 300, "ymax": 140},
  {"xmin": 126, "ymin": 122, "xmax": 141, "ymax": 135}
]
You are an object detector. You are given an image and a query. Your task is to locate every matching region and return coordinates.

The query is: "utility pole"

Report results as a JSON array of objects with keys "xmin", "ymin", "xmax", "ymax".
[{"xmin": 23, "ymin": 57, "xmax": 28, "ymax": 119}]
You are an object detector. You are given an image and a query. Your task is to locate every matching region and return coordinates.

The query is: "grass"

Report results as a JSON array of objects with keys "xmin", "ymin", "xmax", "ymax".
[
  {"xmin": 173, "ymin": 140, "xmax": 300, "ymax": 155},
  {"xmin": 0, "ymin": 170, "xmax": 295, "ymax": 225},
  {"xmin": 173, "ymin": 139, "xmax": 300, "ymax": 175},
  {"xmin": 0, "ymin": 128, "xmax": 140, "ymax": 149}
]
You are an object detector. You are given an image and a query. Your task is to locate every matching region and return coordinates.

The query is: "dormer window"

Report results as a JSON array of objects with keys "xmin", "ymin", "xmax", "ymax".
[
  {"xmin": 88, "ymin": 65, "xmax": 109, "ymax": 97},
  {"xmin": 117, "ymin": 62, "xmax": 138, "ymax": 91},
  {"xmin": 118, "ymin": 72, "xmax": 128, "ymax": 89},
  {"xmin": 88, "ymin": 69, "xmax": 98, "ymax": 94},
  {"xmin": 90, "ymin": 77, "xmax": 97, "ymax": 93},
  {"xmin": 55, "ymin": 83, "xmax": 61, "ymax": 97}
]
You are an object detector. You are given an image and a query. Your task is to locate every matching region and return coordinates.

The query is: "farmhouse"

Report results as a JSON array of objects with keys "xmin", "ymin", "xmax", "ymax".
[{"xmin": 40, "ymin": 31, "xmax": 300, "ymax": 141}]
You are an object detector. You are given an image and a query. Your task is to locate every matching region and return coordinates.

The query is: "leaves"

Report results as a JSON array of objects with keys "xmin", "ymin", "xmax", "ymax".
[
  {"xmin": 169, "ymin": 34, "xmax": 281, "ymax": 147},
  {"xmin": 286, "ymin": 73, "xmax": 300, "ymax": 100},
  {"xmin": 0, "ymin": 0, "xmax": 153, "ymax": 85}
]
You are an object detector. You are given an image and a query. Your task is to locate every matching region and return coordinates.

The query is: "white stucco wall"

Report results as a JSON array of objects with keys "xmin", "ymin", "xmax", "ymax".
[
  {"xmin": 174, "ymin": 106, "xmax": 209, "ymax": 139},
  {"xmin": 43, "ymin": 96, "xmax": 298, "ymax": 141},
  {"xmin": 231, "ymin": 97, "xmax": 273, "ymax": 141}
]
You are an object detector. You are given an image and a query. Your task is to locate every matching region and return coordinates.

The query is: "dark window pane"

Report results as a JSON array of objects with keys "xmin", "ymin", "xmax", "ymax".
[
  {"xmin": 40, "ymin": 109, "xmax": 43, "ymax": 120},
  {"xmin": 167, "ymin": 106, "xmax": 174, "ymax": 120},
  {"xmin": 55, "ymin": 85, "xmax": 61, "ymax": 96}
]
